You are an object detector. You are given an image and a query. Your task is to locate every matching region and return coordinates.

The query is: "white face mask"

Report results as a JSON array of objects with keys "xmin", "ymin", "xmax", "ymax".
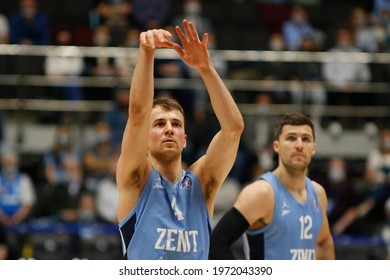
[
  {"xmin": 78, "ymin": 210, "xmax": 96, "ymax": 222},
  {"xmin": 2, "ymin": 167, "xmax": 18, "ymax": 179},
  {"xmin": 57, "ymin": 134, "xmax": 70, "ymax": 147},
  {"xmin": 184, "ymin": 2, "xmax": 201, "ymax": 15},
  {"xmin": 292, "ymin": 14, "xmax": 305, "ymax": 24},
  {"xmin": 125, "ymin": 40, "xmax": 138, "ymax": 47},
  {"xmin": 94, "ymin": 35, "xmax": 110, "ymax": 46},
  {"xmin": 328, "ymin": 168, "xmax": 345, "ymax": 183},
  {"xmin": 96, "ymin": 132, "xmax": 111, "ymax": 144}
]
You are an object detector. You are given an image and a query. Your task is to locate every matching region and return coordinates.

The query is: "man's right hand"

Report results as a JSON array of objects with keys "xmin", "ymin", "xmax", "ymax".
[{"xmin": 139, "ymin": 29, "xmax": 176, "ymax": 50}]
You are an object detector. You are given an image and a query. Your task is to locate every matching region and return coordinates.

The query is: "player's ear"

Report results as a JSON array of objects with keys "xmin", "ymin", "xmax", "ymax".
[
  {"xmin": 312, "ymin": 142, "xmax": 316, "ymax": 155},
  {"xmin": 273, "ymin": 140, "xmax": 279, "ymax": 153}
]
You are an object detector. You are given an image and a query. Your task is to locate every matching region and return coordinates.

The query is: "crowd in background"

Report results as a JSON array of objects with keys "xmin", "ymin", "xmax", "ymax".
[{"xmin": 1, "ymin": 0, "xmax": 390, "ymax": 259}]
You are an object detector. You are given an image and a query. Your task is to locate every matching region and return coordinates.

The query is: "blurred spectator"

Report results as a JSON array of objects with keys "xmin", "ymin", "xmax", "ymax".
[
  {"xmin": 92, "ymin": 0, "xmax": 132, "ymax": 27},
  {"xmin": 44, "ymin": 29, "xmax": 85, "ymax": 101},
  {"xmin": 365, "ymin": 128, "xmax": 390, "ymax": 191},
  {"xmin": 83, "ymin": 121, "xmax": 119, "ymax": 194},
  {"xmin": 101, "ymin": 88, "xmax": 128, "ymax": 146},
  {"xmin": 241, "ymin": 93, "xmax": 275, "ymax": 178},
  {"xmin": 84, "ymin": 25, "xmax": 118, "ymax": 100},
  {"xmin": 85, "ymin": 25, "xmax": 117, "ymax": 76},
  {"xmin": 288, "ymin": 36, "xmax": 327, "ymax": 120},
  {"xmin": 0, "ymin": 13, "xmax": 9, "ymax": 44},
  {"xmin": 120, "ymin": 26, "xmax": 140, "ymax": 48},
  {"xmin": 322, "ymin": 28, "xmax": 371, "ymax": 98},
  {"xmin": 0, "ymin": 149, "xmax": 36, "ymax": 226},
  {"xmin": 39, "ymin": 154, "xmax": 91, "ymax": 258},
  {"xmin": 332, "ymin": 128, "xmax": 390, "ymax": 236},
  {"xmin": 90, "ymin": 0, "xmax": 133, "ymax": 45},
  {"xmin": 40, "ymin": 154, "xmax": 88, "ymax": 223},
  {"xmin": 281, "ymin": 5, "xmax": 314, "ymax": 51},
  {"xmin": 186, "ymin": 32, "xmax": 227, "ymax": 122},
  {"xmin": 172, "ymin": 0, "xmax": 214, "ymax": 37},
  {"xmin": 115, "ymin": 27, "xmax": 140, "ymax": 82},
  {"xmin": 9, "ymin": 0, "xmax": 50, "ymax": 45},
  {"xmin": 348, "ymin": 6, "xmax": 381, "ymax": 53},
  {"xmin": 372, "ymin": 0, "xmax": 390, "ymax": 49},
  {"xmin": 43, "ymin": 123, "xmax": 81, "ymax": 186},
  {"xmin": 132, "ymin": 0, "xmax": 172, "ymax": 30},
  {"xmin": 243, "ymin": 93, "xmax": 274, "ymax": 153},
  {"xmin": 77, "ymin": 192, "xmax": 97, "ymax": 224},
  {"xmin": 258, "ymin": 32, "xmax": 289, "ymax": 103},
  {"xmin": 373, "ymin": 0, "xmax": 390, "ymax": 23},
  {"xmin": 95, "ymin": 160, "xmax": 119, "ymax": 224},
  {"xmin": 320, "ymin": 157, "xmax": 364, "ymax": 228},
  {"xmin": 153, "ymin": 26, "xmax": 195, "ymax": 121}
]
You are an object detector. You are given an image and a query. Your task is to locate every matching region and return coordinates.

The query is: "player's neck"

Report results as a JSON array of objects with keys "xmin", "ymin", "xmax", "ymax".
[
  {"xmin": 152, "ymin": 158, "xmax": 183, "ymax": 184},
  {"xmin": 273, "ymin": 166, "xmax": 307, "ymax": 191}
]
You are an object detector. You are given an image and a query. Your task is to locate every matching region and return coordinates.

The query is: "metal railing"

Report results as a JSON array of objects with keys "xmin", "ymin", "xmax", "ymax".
[{"xmin": 1, "ymin": 44, "xmax": 390, "ymax": 117}]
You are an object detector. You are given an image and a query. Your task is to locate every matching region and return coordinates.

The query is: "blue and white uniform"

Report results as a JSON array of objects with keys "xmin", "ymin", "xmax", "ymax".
[
  {"xmin": 119, "ymin": 168, "xmax": 211, "ymax": 260},
  {"xmin": 243, "ymin": 172, "xmax": 323, "ymax": 260}
]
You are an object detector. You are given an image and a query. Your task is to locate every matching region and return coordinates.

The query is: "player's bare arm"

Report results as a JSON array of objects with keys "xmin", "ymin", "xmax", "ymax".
[
  {"xmin": 313, "ymin": 181, "xmax": 336, "ymax": 259},
  {"xmin": 173, "ymin": 20, "xmax": 244, "ymax": 213},
  {"xmin": 233, "ymin": 180, "xmax": 274, "ymax": 229},
  {"xmin": 116, "ymin": 29, "xmax": 176, "ymax": 221}
]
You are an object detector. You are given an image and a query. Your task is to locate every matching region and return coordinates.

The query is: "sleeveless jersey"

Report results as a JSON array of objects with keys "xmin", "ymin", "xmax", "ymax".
[
  {"xmin": 119, "ymin": 168, "xmax": 211, "ymax": 260},
  {"xmin": 243, "ymin": 172, "xmax": 323, "ymax": 260}
]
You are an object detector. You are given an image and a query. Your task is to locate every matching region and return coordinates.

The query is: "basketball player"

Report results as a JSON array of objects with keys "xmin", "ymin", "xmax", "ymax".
[
  {"xmin": 116, "ymin": 19, "xmax": 244, "ymax": 259},
  {"xmin": 209, "ymin": 112, "xmax": 335, "ymax": 260}
]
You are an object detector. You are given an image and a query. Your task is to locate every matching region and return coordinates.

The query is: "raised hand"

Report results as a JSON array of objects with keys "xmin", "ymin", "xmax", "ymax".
[
  {"xmin": 139, "ymin": 29, "xmax": 176, "ymax": 50},
  {"xmin": 173, "ymin": 19, "xmax": 211, "ymax": 71}
]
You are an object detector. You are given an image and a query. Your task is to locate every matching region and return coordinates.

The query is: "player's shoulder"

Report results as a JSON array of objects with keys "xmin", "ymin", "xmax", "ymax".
[
  {"xmin": 310, "ymin": 179, "xmax": 325, "ymax": 192},
  {"xmin": 309, "ymin": 179, "xmax": 327, "ymax": 200},
  {"xmin": 241, "ymin": 177, "xmax": 274, "ymax": 197}
]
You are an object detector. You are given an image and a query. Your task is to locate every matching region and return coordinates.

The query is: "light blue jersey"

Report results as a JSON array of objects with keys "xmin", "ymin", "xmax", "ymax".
[
  {"xmin": 0, "ymin": 174, "xmax": 22, "ymax": 216},
  {"xmin": 243, "ymin": 172, "xmax": 323, "ymax": 260},
  {"xmin": 119, "ymin": 168, "xmax": 211, "ymax": 260}
]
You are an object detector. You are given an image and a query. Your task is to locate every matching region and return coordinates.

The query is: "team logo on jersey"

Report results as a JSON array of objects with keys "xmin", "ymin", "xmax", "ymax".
[
  {"xmin": 281, "ymin": 199, "xmax": 290, "ymax": 216},
  {"xmin": 180, "ymin": 176, "xmax": 192, "ymax": 189},
  {"xmin": 312, "ymin": 199, "xmax": 318, "ymax": 210}
]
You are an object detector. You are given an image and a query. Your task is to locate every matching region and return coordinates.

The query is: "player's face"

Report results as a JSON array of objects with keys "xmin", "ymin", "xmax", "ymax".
[
  {"xmin": 273, "ymin": 125, "xmax": 316, "ymax": 171},
  {"xmin": 149, "ymin": 107, "xmax": 187, "ymax": 159}
]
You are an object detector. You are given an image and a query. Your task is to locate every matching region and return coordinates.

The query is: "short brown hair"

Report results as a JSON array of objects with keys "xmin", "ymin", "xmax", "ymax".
[
  {"xmin": 274, "ymin": 112, "xmax": 315, "ymax": 140},
  {"xmin": 152, "ymin": 96, "xmax": 185, "ymax": 119}
]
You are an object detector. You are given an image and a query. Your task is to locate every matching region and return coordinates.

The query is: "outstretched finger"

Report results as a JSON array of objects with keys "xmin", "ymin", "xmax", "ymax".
[
  {"xmin": 201, "ymin": 33, "xmax": 209, "ymax": 46},
  {"xmin": 188, "ymin": 21, "xmax": 200, "ymax": 42},
  {"xmin": 175, "ymin": 25, "xmax": 188, "ymax": 44},
  {"xmin": 183, "ymin": 19, "xmax": 196, "ymax": 41}
]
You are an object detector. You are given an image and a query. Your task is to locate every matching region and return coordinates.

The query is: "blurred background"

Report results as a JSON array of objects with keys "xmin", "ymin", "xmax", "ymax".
[{"xmin": 1, "ymin": 0, "xmax": 390, "ymax": 260}]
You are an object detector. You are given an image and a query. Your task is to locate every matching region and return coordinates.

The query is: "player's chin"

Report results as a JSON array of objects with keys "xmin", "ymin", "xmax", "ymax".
[
  {"xmin": 290, "ymin": 159, "xmax": 309, "ymax": 168},
  {"xmin": 162, "ymin": 147, "xmax": 180, "ymax": 154}
]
